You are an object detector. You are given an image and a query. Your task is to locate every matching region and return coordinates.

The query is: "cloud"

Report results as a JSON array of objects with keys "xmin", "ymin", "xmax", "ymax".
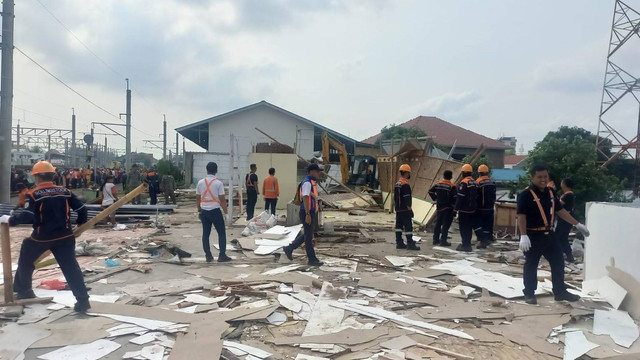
[{"xmin": 405, "ymin": 91, "xmax": 482, "ymax": 119}]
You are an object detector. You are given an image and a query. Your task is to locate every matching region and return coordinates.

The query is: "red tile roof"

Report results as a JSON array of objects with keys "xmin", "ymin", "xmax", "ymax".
[
  {"xmin": 361, "ymin": 116, "xmax": 508, "ymax": 149},
  {"xmin": 504, "ymin": 155, "xmax": 528, "ymax": 165}
]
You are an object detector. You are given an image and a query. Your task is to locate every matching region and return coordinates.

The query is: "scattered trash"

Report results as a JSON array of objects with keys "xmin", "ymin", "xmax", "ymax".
[
  {"xmin": 105, "ymin": 258, "xmax": 120, "ymax": 267},
  {"xmin": 40, "ymin": 279, "xmax": 66, "ymax": 290}
]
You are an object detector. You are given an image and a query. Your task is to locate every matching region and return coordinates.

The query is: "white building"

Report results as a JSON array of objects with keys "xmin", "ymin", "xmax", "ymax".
[{"xmin": 177, "ymin": 101, "xmax": 357, "ymax": 185}]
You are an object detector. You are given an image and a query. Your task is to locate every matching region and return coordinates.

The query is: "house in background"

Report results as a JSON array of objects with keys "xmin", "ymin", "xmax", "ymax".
[
  {"xmin": 176, "ymin": 100, "xmax": 360, "ymax": 185},
  {"xmin": 362, "ymin": 116, "xmax": 509, "ymax": 169},
  {"xmin": 498, "ymin": 136, "xmax": 517, "ymax": 150},
  {"xmin": 504, "ymin": 155, "xmax": 528, "ymax": 170}
]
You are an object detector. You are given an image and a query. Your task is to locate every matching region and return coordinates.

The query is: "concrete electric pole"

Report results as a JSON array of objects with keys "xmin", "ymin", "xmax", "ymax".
[
  {"xmin": 71, "ymin": 109, "xmax": 76, "ymax": 168},
  {"xmin": 163, "ymin": 114, "xmax": 167, "ymax": 160},
  {"xmin": 0, "ymin": 0, "xmax": 14, "ymax": 203},
  {"xmin": 125, "ymin": 79, "xmax": 132, "ymax": 170}
]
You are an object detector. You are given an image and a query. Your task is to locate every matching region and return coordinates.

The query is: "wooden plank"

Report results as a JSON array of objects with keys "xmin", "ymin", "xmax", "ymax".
[
  {"xmin": 0, "ymin": 296, "xmax": 53, "ymax": 307},
  {"xmin": 1, "ymin": 223, "xmax": 13, "ymax": 303}
]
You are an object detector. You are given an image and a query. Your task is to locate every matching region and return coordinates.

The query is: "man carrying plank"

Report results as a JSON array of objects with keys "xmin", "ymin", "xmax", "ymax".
[{"xmin": 0, "ymin": 161, "xmax": 91, "ymax": 312}]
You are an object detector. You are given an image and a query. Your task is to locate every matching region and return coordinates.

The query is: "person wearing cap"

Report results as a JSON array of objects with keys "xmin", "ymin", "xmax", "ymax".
[
  {"xmin": 283, "ymin": 164, "xmax": 324, "ymax": 266},
  {"xmin": 428, "ymin": 170, "xmax": 456, "ymax": 246},
  {"xmin": 474, "ymin": 164, "xmax": 497, "ymax": 249},
  {"xmin": 0, "ymin": 161, "xmax": 91, "ymax": 312},
  {"xmin": 394, "ymin": 164, "xmax": 420, "ymax": 250},
  {"xmin": 455, "ymin": 164, "xmax": 477, "ymax": 252},
  {"xmin": 517, "ymin": 165, "xmax": 590, "ymax": 304}
]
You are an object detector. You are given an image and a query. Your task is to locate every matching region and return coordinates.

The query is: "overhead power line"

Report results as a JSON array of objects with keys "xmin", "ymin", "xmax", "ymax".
[{"xmin": 15, "ymin": 46, "xmax": 121, "ymax": 120}]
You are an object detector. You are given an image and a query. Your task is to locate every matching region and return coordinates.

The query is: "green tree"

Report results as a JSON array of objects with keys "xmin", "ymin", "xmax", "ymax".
[
  {"xmin": 510, "ymin": 126, "xmax": 626, "ymax": 220},
  {"xmin": 29, "ymin": 146, "xmax": 42, "ymax": 153},
  {"xmin": 156, "ymin": 159, "xmax": 185, "ymax": 186},
  {"xmin": 374, "ymin": 124, "xmax": 426, "ymax": 145}
]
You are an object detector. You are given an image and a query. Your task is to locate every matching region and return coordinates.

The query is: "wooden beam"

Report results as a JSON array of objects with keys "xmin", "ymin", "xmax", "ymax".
[{"xmin": 1, "ymin": 223, "xmax": 14, "ymax": 304}]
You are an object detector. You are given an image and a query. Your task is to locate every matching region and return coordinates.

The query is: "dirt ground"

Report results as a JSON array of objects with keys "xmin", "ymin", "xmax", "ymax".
[{"xmin": 1, "ymin": 195, "xmax": 633, "ymax": 359}]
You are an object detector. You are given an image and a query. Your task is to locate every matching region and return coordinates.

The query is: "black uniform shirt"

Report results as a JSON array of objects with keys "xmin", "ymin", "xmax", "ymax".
[
  {"xmin": 517, "ymin": 185, "xmax": 563, "ymax": 230},
  {"xmin": 394, "ymin": 178, "xmax": 412, "ymax": 212},
  {"xmin": 428, "ymin": 180, "xmax": 456, "ymax": 210},
  {"xmin": 246, "ymin": 173, "xmax": 258, "ymax": 192}
]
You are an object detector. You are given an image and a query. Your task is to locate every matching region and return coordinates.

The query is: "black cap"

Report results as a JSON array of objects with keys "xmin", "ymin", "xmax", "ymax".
[{"xmin": 307, "ymin": 163, "xmax": 321, "ymax": 172}]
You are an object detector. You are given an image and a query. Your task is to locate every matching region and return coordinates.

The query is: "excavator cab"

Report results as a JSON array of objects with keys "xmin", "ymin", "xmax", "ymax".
[{"xmin": 348, "ymin": 155, "xmax": 378, "ymax": 190}]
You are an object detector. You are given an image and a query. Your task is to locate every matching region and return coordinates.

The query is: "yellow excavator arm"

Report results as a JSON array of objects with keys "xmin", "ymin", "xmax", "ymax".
[{"xmin": 322, "ymin": 131, "xmax": 349, "ymax": 184}]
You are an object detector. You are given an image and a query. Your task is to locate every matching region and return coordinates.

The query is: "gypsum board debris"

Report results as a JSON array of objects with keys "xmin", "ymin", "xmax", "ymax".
[{"xmin": 84, "ymin": 204, "xmax": 177, "ymax": 213}]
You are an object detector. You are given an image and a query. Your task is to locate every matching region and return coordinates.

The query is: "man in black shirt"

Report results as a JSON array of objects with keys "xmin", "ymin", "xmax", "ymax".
[
  {"xmin": 245, "ymin": 164, "xmax": 259, "ymax": 220},
  {"xmin": 428, "ymin": 170, "xmax": 456, "ymax": 246},
  {"xmin": 394, "ymin": 164, "xmax": 419, "ymax": 251},
  {"xmin": 556, "ymin": 178, "xmax": 576, "ymax": 263},
  {"xmin": 517, "ymin": 165, "xmax": 589, "ymax": 304},
  {"xmin": 455, "ymin": 164, "xmax": 477, "ymax": 252}
]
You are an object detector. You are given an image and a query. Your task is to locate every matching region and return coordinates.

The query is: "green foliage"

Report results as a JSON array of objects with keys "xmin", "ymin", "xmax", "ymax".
[
  {"xmin": 156, "ymin": 159, "xmax": 185, "ymax": 186},
  {"xmin": 29, "ymin": 146, "xmax": 42, "ymax": 153},
  {"xmin": 461, "ymin": 154, "xmax": 491, "ymax": 179},
  {"xmin": 375, "ymin": 124, "xmax": 426, "ymax": 145},
  {"xmin": 510, "ymin": 126, "xmax": 626, "ymax": 220}
]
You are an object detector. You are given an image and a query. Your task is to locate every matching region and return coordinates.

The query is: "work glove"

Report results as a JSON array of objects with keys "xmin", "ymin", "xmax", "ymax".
[
  {"xmin": 575, "ymin": 223, "xmax": 590, "ymax": 237},
  {"xmin": 0, "ymin": 215, "xmax": 10, "ymax": 224},
  {"xmin": 9, "ymin": 210, "xmax": 14, "ymax": 216},
  {"xmin": 519, "ymin": 235, "xmax": 531, "ymax": 252}
]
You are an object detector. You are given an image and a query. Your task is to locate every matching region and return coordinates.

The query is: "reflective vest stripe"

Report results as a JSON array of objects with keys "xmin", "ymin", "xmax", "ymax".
[
  {"xmin": 201, "ymin": 178, "xmax": 219, "ymax": 204},
  {"xmin": 527, "ymin": 188, "xmax": 554, "ymax": 231}
]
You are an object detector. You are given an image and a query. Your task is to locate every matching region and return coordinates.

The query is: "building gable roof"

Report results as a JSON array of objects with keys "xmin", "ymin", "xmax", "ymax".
[
  {"xmin": 361, "ymin": 116, "xmax": 508, "ymax": 150},
  {"xmin": 176, "ymin": 100, "xmax": 356, "ymax": 150},
  {"xmin": 504, "ymin": 155, "xmax": 528, "ymax": 166}
]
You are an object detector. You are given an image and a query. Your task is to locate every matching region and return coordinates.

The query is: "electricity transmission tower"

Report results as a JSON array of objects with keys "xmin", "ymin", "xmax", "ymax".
[{"xmin": 596, "ymin": 0, "xmax": 640, "ymax": 196}]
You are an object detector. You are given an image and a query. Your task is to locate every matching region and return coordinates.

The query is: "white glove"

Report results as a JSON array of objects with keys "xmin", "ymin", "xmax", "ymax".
[
  {"xmin": 519, "ymin": 235, "xmax": 531, "ymax": 252},
  {"xmin": 0, "ymin": 215, "xmax": 10, "ymax": 224},
  {"xmin": 9, "ymin": 210, "xmax": 14, "ymax": 216},
  {"xmin": 575, "ymin": 223, "xmax": 590, "ymax": 237}
]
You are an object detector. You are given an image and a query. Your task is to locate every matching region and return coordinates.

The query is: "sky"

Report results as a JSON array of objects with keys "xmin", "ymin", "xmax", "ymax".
[{"xmin": 11, "ymin": 0, "xmax": 640, "ymax": 159}]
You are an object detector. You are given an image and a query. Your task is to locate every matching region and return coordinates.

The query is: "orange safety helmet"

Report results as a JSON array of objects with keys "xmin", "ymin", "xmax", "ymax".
[
  {"xmin": 461, "ymin": 164, "xmax": 473, "ymax": 172},
  {"xmin": 478, "ymin": 164, "xmax": 489, "ymax": 173},
  {"xmin": 32, "ymin": 161, "xmax": 56, "ymax": 175},
  {"xmin": 399, "ymin": 164, "xmax": 412, "ymax": 172}
]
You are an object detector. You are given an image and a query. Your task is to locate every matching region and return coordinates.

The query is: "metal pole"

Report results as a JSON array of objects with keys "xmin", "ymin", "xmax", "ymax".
[
  {"xmin": 182, "ymin": 136, "xmax": 186, "ymax": 168},
  {"xmin": 64, "ymin": 139, "xmax": 68, "ymax": 166},
  {"xmin": 0, "ymin": 0, "xmax": 14, "ymax": 203},
  {"xmin": 228, "ymin": 133, "xmax": 234, "ymax": 223},
  {"xmin": 163, "ymin": 115, "xmax": 167, "ymax": 160},
  {"xmin": 71, "ymin": 109, "xmax": 76, "ymax": 167},
  {"xmin": 104, "ymin": 137, "xmax": 108, "ymax": 167},
  {"xmin": 125, "ymin": 79, "xmax": 131, "ymax": 170},
  {"xmin": 16, "ymin": 123, "xmax": 20, "ymax": 149},
  {"xmin": 175, "ymin": 131, "xmax": 178, "ymax": 163}
]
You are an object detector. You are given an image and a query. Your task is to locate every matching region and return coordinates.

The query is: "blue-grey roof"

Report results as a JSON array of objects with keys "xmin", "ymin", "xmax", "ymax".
[{"xmin": 176, "ymin": 100, "xmax": 357, "ymax": 150}]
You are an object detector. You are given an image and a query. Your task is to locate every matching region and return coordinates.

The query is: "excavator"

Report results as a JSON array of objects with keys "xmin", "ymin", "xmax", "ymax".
[{"xmin": 321, "ymin": 131, "xmax": 378, "ymax": 189}]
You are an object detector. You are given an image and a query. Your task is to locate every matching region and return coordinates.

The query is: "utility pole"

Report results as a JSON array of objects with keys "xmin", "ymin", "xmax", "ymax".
[
  {"xmin": 228, "ymin": 133, "xmax": 234, "ymax": 223},
  {"xmin": 125, "ymin": 79, "xmax": 131, "ymax": 170},
  {"xmin": 175, "ymin": 132, "xmax": 178, "ymax": 163},
  {"xmin": 64, "ymin": 139, "xmax": 68, "ymax": 166},
  {"xmin": 16, "ymin": 123, "xmax": 20, "ymax": 149},
  {"xmin": 104, "ymin": 136, "xmax": 108, "ymax": 166},
  {"xmin": 47, "ymin": 134, "xmax": 51, "ymax": 161},
  {"xmin": 163, "ymin": 114, "xmax": 167, "ymax": 160},
  {"xmin": 0, "ymin": 0, "xmax": 14, "ymax": 203},
  {"xmin": 182, "ymin": 136, "xmax": 186, "ymax": 168},
  {"xmin": 71, "ymin": 109, "xmax": 76, "ymax": 167}
]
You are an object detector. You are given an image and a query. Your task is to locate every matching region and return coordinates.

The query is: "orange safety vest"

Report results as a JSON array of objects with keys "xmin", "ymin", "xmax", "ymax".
[
  {"xmin": 263, "ymin": 175, "xmax": 279, "ymax": 199},
  {"xmin": 201, "ymin": 177, "xmax": 220, "ymax": 204},
  {"xmin": 299, "ymin": 178, "xmax": 319, "ymax": 211},
  {"xmin": 527, "ymin": 188, "xmax": 555, "ymax": 231}
]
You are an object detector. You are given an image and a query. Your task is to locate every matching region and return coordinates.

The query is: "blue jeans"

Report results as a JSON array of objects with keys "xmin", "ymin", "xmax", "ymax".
[
  {"xmin": 200, "ymin": 208, "xmax": 226, "ymax": 258},
  {"xmin": 287, "ymin": 210, "xmax": 318, "ymax": 262},
  {"xmin": 14, "ymin": 236, "xmax": 89, "ymax": 300}
]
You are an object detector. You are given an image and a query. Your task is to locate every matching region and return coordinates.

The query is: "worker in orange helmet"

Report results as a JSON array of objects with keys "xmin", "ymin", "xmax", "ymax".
[
  {"xmin": 394, "ymin": 164, "xmax": 420, "ymax": 251},
  {"xmin": 474, "ymin": 164, "xmax": 497, "ymax": 249},
  {"xmin": 454, "ymin": 164, "xmax": 477, "ymax": 252},
  {"xmin": 0, "ymin": 161, "xmax": 91, "ymax": 312}
]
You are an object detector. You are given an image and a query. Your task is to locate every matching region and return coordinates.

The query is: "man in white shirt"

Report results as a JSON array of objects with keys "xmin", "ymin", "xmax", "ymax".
[{"xmin": 196, "ymin": 162, "xmax": 231, "ymax": 263}]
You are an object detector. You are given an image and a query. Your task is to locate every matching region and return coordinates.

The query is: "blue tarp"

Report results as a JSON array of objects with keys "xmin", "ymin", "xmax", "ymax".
[{"xmin": 492, "ymin": 169, "xmax": 525, "ymax": 182}]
